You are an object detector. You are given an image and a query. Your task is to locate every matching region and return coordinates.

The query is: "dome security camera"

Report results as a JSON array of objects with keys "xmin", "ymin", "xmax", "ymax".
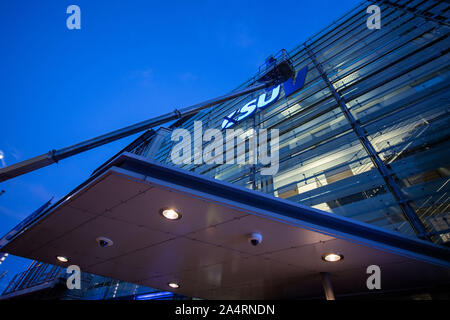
[
  {"xmin": 248, "ymin": 232, "xmax": 263, "ymax": 246},
  {"xmin": 96, "ymin": 236, "xmax": 114, "ymax": 248}
]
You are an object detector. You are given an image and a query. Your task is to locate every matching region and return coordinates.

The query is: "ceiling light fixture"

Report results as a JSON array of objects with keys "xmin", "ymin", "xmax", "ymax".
[
  {"xmin": 56, "ymin": 255, "xmax": 69, "ymax": 263},
  {"xmin": 168, "ymin": 282, "xmax": 180, "ymax": 289},
  {"xmin": 322, "ymin": 253, "xmax": 343, "ymax": 262},
  {"xmin": 160, "ymin": 208, "xmax": 181, "ymax": 220}
]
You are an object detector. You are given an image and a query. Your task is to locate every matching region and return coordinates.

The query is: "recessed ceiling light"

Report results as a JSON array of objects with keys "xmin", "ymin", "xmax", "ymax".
[
  {"xmin": 160, "ymin": 208, "xmax": 181, "ymax": 220},
  {"xmin": 322, "ymin": 253, "xmax": 343, "ymax": 262},
  {"xmin": 56, "ymin": 255, "xmax": 69, "ymax": 263},
  {"xmin": 168, "ymin": 282, "xmax": 180, "ymax": 289}
]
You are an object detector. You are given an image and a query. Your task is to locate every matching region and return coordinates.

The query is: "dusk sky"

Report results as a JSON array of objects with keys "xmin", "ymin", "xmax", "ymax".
[{"xmin": 0, "ymin": 0, "xmax": 360, "ymax": 289}]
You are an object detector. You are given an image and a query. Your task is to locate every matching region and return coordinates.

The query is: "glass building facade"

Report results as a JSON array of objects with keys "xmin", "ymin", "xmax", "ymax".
[
  {"xmin": 132, "ymin": 0, "xmax": 450, "ymax": 243},
  {"xmin": 2, "ymin": 0, "xmax": 449, "ymax": 300},
  {"xmin": 1, "ymin": 262, "xmax": 185, "ymax": 300}
]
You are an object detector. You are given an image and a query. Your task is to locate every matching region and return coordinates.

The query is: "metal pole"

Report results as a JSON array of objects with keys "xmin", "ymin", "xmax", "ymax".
[
  {"xmin": 320, "ymin": 272, "xmax": 335, "ymax": 300},
  {"xmin": 0, "ymin": 81, "xmax": 272, "ymax": 183},
  {"xmin": 304, "ymin": 43, "xmax": 430, "ymax": 239}
]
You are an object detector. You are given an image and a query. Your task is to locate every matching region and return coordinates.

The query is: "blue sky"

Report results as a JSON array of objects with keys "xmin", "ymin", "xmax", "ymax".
[{"xmin": 0, "ymin": 0, "xmax": 360, "ymax": 290}]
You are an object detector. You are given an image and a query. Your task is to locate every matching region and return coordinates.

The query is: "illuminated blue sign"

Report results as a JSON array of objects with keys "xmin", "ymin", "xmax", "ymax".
[
  {"xmin": 221, "ymin": 66, "xmax": 308, "ymax": 129},
  {"xmin": 135, "ymin": 291, "xmax": 174, "ymax": 300}
]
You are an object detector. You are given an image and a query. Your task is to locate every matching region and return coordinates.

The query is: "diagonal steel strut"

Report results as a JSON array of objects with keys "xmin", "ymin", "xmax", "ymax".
[{"xmin": 0, "ymin": 81, "xmax": 274, "ymax": 183}]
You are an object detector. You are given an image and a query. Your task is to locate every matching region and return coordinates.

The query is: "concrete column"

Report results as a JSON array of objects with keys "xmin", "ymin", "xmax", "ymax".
[{"xmin": 320, "ymin": 272, "xmax": 335, "ymax": 300}]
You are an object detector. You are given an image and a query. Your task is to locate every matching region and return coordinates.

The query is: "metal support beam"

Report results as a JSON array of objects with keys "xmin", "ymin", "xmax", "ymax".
[
  {"xmin": 371, "ymin": 0, "xmax": 450, "ymax": 28},
  {"xmin": 304, "ymin": 44, "xmax": 430, "ymax": 239},
  {"xmin": 320, "ymin": 272, "xmax": 336, "ymax": 300}
]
